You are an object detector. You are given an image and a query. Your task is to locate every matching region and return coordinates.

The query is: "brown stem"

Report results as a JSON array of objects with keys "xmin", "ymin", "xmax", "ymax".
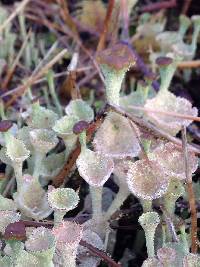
[
  {"xmin": 181, "ymin": 0, "xmax": 192, "ymax": 15},
  {"xmin": 80, "ymin": 240, "xmax": 122, "ymax": 267},
  {"xmin": 140, "ymin": 0, "xmax": 176, "ymax": 12},
  {"xmin": 97, "ymin": 0, "xmax": 115, "ymax": 51},
  {"xmin": 182, "ymin": 126, "xmax": 198, "ymax": 253}
]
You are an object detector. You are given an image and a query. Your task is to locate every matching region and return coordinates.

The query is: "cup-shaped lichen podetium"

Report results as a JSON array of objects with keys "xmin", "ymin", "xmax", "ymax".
[
  {"xmin": 52, "ymin": 221, "xmax": 83, "ymax": 267},
  {"xmin": 127, "ymin": 159, "xmax": 169, "ymax": 201},
  {"xmin": 183, "ymin": 253, "xmax": 200, "ymax": 267},
  {"xmin": 30, "ymin": 129, "xmax": 58, "ymax": 179},
  {"xmin": 138, "ymin": 212, "xmax": 160, "ymax": 258},
  {"xmin": 14, "ymin": 174, "xmax": 52, "ymax": 220},
  {"xmin": 30, "ymin": 129, "xmax": 58, "ymax": 155},
  {"xmin": 156, "ymin": 15, "xmax": 191, "ymax": 53},
  {"xmin": 96, "ymin": 42, "xmax": 136, "ymax": 105},
  {"xmin": 145, "ymin": 57, "xmax": 198, "ymax": 135},
  {"xmin": 149, "ymin": 142, "xmax": 198, "ymax": 181},
  {"xmin": 25, "ymin": 227, "xmax": 56, "ymax": 267},
  {"xmin": 5, "ymin": 134, "xmax": 30, "ymax": 190},
  {"xmin": 76, "ymin": 146, "xmax": 114, "ymax": 221},
  {"xmin": 145, "ymin": 90, "xmax": 197, "ymax": 136},
  {"xmin": 157, "ymin": 247, "xmax": 177, "ymax": 267},
  {"xmin": 75, "ymin": 119, "xmax": 114, "ymax": 222},
  {"xmin": 142, "ymin": 257, "xmax": 162, "ymax": 267},
  {"xmin": 53, "ymin": 115, "xmax": 79, "ymax": 151},
  {"xmin": 173, "ymin": 16, "xmax": 200, "ymax": 61},
  {"xmin": 48, "ymin": 187, "xmax": 79, "ymax": 226},
  {"xmin": 93, "ymin": 112, "xmax": 141, "ymax": 158}
]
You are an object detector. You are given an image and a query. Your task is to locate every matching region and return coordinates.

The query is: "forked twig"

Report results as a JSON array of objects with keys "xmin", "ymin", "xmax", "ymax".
[{"xmin": 182, "ymin": 126, "xmax": 198, "ymax": 253}]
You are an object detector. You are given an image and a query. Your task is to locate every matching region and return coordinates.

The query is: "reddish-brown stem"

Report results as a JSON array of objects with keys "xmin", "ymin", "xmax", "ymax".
[
  {"xmin": 80, "ymin": 240, "xmax": 122, "ymax": 267},
  {"xmin": 97, "ymin": 0, "xmax": 115, "ymax": 51},
  {"xmin": 182, "ymin": 126, "xmax": 198, "ymax": 253},
  {"xmin": 181, "ymin": 0, "xmax": 192, "ymax": 15},
  {"xmin": 141, "ymin": 0, "xmax": 176, "ymax": 12}
]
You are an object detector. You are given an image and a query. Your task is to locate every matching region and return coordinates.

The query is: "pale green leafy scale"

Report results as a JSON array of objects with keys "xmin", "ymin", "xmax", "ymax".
[
  {"xmin": 65, "ymin": 99, "xmax": 94, "ymax": 123},
  {"xmin": 27, "ymin": 102, "xmax": 58, "ymax": 129}
]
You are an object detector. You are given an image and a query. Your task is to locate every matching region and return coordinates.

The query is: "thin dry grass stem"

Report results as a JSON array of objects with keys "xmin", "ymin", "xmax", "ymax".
[
  {"xmin": 2, "ymin": 30, "xmax": 32, "ymax": 90},
  {"xmin": 182, "ymin": 126, "xmax": 198, "ymax": 253},
  {"xmin": 121, "ymin": 0, "xmax": 130, "ymax": 41},
  {"xmin": 108, "ymin": 104, "xmax": 200, "ymax": 154},
  {"xmin": 26, "ymin": 10, "xmax": 105, "ymax": 83},
  {"xmin": 129, "ymin": 105, "xmax": 200, "ymax": 122},
  {"xmin": 1, "ymin": 67, "xmax": 92, "ymax": 98},
  {"xmin": 53, "ymin": 116, "xmax": 104, "ymax": 187},
  {"xmin": 5, "ymin": 49, "xmax": 68, "ymax": 108},
  {"xmin": 56, "ymin": 0, "xmax": 78, "ymax": 36},
  {"xmin": 32, "ymin": 41, "xmax": 58, "ymax": 76},
  {"xmin": 140, "ymin": 0, "xmax": 176, "ymax": 12},
  {"xmin": 97, "ymin": 0, "xmax": 115, "ymax": 52},
  {"xmin": 0, "ymin": 0, "xmax": 30, "ymax": 33},
  {"xmin": 178, "ymin": 60, "xmax": 200, "ymax": 68}
]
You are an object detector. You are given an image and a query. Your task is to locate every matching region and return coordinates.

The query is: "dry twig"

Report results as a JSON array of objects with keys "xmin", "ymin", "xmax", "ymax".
[
  {"xmin": 109, "ymin": 104, "xmax": 200, "ymax": 155},
  {"xmin": 181, "ymin": 0, "xmax": 192, "ymax": 15},
  {"xmin": 97, "ymin": 0, "xmax": 115, "ymax": 51},
  {"xmin": 129, "ymin": 105, "xmax": 200, "ymax": 123},
  {"xmin": 80, "ymin": 240, "xmax": 122, "ymax": 267},
  {"xmin": 182, "ymin": 126, "xmax": 198, "ymax": 253},
  {"xmin": 5, "ymin": 49, "xmax": 68, "ymax": 107},
  {"xmin": 140, "ymin": 0, "xmax": 176, "ymax": 13},
  {"xmin": 0, "ymin": 0, "xmax": 30, "ymax": 33}
]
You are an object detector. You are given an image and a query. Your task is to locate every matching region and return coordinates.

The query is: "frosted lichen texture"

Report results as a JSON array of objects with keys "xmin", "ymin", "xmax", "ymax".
[
  {"xmin": 127, "ymin": 159, "xmax": 169, "ymax": 200},
  {"xmin": 93, "ymin": 112, "xmax": 141, "ymax": 158},
  {"xmin": 76, "ymin": 148, "xmax": 114, "ymax": 186},
  {"xmin": 144, "ymin": 91, "xmax": 198, "ymax": 136}
]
